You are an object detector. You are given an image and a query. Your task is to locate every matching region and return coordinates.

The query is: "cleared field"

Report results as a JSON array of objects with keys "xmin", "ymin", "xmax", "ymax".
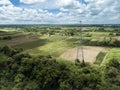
[{"xmin": 60, "ymin": 46, "xmax": 107, "ymax": 64}]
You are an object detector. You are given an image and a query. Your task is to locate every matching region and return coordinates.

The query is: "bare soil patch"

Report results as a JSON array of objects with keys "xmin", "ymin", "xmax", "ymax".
[{"xmin": 60, "ymin": 46, "xmax": 107, "ymax": 64}]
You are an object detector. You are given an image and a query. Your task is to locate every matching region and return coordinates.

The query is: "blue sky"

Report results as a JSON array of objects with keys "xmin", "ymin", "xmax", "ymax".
[{"xmin": 0, "ymin": 0, "xmax": 120, "ymax": 24}]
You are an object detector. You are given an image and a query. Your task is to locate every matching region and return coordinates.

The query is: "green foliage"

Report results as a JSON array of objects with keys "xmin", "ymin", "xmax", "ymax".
[
  {"xmin": 15, "ymin": 39, "xmax": 48, "ymax": 50},
  {"xmin": 103, "ymin": 59, "xmax": 120, "ymax": 89},
  {"xmin": 84, "ymin": 33, "xmax": 92, "ymax": 37},
  {"xmin": 75, "ymin": 59, "xmax": 81, "ymax": 66},
  {"xmin": 0, "ymin": 46, "xmax": 105, "ymax": 90},
  {"xmin": 109, "ymin": 32, "xmax": 114, "ymax": 36},
  {"xmin": 98, "ymin": 27, "xmax": 104, "ymax": 31},
  {"xmin": 0, "ymin": 46, "xmax": 23, "ymax": 57},
  {"xmin": 0, "ymin": 42, "xmax": 120, "ymax": 90},
  {"xmin": 60, "ymin": 29, "xmax": 77, "ymax": 36},
  {"xmin": 106, "ymin": 59, "xmax": 120, "ymax": 69},
  {"xmin": 105, "ymin": 48, "xmax": 120, "ymax": 64},
  {"xmin": 84, "ymin": 39, "xmax": 120, "ymax": 47},
  {"xmin": 2, "ymin": 36, "xmax": 12, "ymax": 40},
  {"xmin": 115, "ymin": 33, "xmax": 120, "ymax": 36}
]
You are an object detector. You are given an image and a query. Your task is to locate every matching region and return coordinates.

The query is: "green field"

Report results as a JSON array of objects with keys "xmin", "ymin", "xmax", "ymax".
[
  {"xmin": 102, "ymin": 48, "xmax": 120, "ymax": 65},
  {"xmin": 24, "ymin": 35, "xmax": 76, "ymax": 56},
  {"xmin": 0, "ymin": 26, "xmax": 120, "ymax": 64}
]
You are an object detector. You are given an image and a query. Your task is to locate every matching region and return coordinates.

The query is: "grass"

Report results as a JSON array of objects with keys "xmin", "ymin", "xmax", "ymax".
[
  {"xmin": 0, "ymin": 30, "xmax": 26, "ymax": 46},
  {"xmin": 26, "ymin": 35, "xmax": 76, "ymax": 57},
  {"xmin": 94, "ymin": 52, "xmax": 106, "ymax": 65},
  {"xmin": 0, "ymin": 28, "xmax": 19, "ymax": 32},
  {"xmin": 0, "ymin": 29, "xmax": 27, "ymax": 38},
  {"xmin": 0, "ymin": 40, "xmax": 6, "ymax": 46},
  {"xmin": 27, "ymin": 40, "xmax": 75, "ymax": 57},
  {"xmin": 0, "ymin": 31, "xmax": 19, "ymax": 36},
  {"xmin": 106, "ymin": 48, "xmax": 120, "ymax": 59},
  {"xmin": 56, "ymin": 57, "xmax": 75, "ymax": 66},
  {"xmin": 102, "ymin": 48, "xmax": 120, "ymax": 65},
  {"xmin": 14, "ymin": 39, "xmax": 48, "ymax": 49},
  {"xmin": 1, "ymin": 34, "xmax": 75, "ymax": 57}
]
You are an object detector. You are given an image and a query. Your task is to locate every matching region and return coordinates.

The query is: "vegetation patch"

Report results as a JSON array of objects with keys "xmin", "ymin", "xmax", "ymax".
[
  {"xmin": 15, "ymin": 39, "xmax": 48, "ymax": 49},
  {"xmin": 28, "ymin": 40, "xmax": 74, "ymax": 57},
  {"xmin": 94, "ymin": 52, "xmax": 106, "ymax": 65},
  {"xmin": 0, "ymin": 46, "xmax": 120, "ymax": 90},
  {"xmin": 103, "ymin": 48, "xmax": 120, "ymax": 64}
]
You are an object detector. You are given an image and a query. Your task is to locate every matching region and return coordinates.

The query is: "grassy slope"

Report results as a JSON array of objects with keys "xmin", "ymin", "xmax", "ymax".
[
  {"xmin": 89, "ymin": 32, "xmax": 109, "ymax": 41},
  {"xmin": 14, "ymin": 39, "xmax": 47, "ymax": 49},
  {"xmin": 102, "ymin": 48, "xmax": 120, "ymax": 65},
  {"xmin": 0, "ymin": 30, "xmax": 25, "ymax": 46},
  {"xmin": 107, "ymin": 48, "xmax": 120, "ymax": 60},
  {"xmin": 94, "ymin": 52, "xmax": 106, "ymax": 65},
  {"xmin": 26, "ymin": 35, "xmax": 76, "ymax": 57}
]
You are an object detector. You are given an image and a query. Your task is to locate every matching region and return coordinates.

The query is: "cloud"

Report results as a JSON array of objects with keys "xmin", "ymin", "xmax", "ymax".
[
  {"xmin": 0, "ymin": 0, "xmax": 119, "ymax": 24},
  {"xmin": 20, "ymin": 0, "xmax": 46, "ymax": 4},
  {"xmin": 0, "ymin": 0, "xmax": 12, "ymax": 5},
  {"xmin": 55, "ymin": 0, "xmax": 73, "ymax": 7}
]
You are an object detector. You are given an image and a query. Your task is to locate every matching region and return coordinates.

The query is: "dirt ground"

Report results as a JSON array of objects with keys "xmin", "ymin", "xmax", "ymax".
[{"xmin": 60, "ymin": 46, "xmax": 107, "ymax": 64}]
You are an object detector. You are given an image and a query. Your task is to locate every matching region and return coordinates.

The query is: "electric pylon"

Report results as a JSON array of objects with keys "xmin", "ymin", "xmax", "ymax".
[{"xmin": 76, "ymin": 21, "xmax": 85, "ymax": 63}]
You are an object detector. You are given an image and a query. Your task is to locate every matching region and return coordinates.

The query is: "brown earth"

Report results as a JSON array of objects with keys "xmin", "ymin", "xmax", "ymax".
[{"xmin": 60, "ymin": 46, "xmax": 107, "ymax": 64}]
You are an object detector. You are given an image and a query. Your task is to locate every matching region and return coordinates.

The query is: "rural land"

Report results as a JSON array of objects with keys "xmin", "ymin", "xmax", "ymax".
[{"xmin": 0, "ymin": 24, "xmax": 120, "ymax": 90}]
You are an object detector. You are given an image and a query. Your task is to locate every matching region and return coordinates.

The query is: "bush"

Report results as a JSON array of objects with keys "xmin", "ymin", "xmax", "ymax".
[
  {"xmin": 0, "ymin": 46, "xmax": 23, "ymax": 57},
  {"xmin": 115, "ymin": 33, "xmax": 120, "ymax": 36},
  {"xmin": 104, "ymin": 59, "xmax": 120, "ymax": 87},
  {"xmin": 2, "ymin": 36, "xmax": 12, "ymax": 40},
  {"xmin": 84, "ymin": 39, "xmax": 120, "ymax": 47}
]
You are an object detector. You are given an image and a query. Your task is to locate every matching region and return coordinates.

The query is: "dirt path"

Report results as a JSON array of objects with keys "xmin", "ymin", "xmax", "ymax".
[{"xmin": 60, "ymin": 46, "xmax": 107, "ymax": 64}]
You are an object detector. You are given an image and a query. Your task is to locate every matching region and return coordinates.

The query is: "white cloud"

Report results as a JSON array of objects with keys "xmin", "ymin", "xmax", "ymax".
[
  {"xmin": 20, "ymin": 0, "xmax": 46, "ymax": 4},
  {"xmin": 0, "ymin": 0, "xmax": 12, "ymax": 5},
  {"xmin": 0, "ymin": 0, "xmax": 119, "ymax": 24},
  {"xmin": 55, "ymin": 0, "xmax": 73, "ymax": 7}
]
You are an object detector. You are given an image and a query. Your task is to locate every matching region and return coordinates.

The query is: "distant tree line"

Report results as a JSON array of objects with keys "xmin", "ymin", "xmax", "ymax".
[{"xmin": 83, "ymin": 38, "xmax": 120, "ymax": 47}]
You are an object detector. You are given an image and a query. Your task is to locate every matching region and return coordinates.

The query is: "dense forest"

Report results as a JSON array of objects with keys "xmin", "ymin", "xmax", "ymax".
[{"xmin": 0, "ymin": 46, "xmax": 120, "ymax": 90}]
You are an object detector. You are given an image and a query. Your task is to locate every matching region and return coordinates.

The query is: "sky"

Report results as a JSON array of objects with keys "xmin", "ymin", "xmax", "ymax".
[{"xmin": 0, "ymin": 0, "xmax": 120, "ymax": 24}]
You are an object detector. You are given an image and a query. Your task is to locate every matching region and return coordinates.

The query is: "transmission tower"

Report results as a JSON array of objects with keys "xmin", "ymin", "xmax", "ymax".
[{"xmin": 76, "ymin": 21, "xmax": 85, "ymax": 62}]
